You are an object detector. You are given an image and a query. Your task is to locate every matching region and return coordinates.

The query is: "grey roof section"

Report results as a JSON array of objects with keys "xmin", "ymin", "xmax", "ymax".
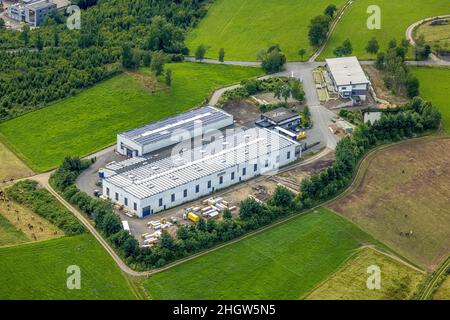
[
  {"xmin": 325, "ymin": 56, "xmax": 370, "ymax": 86},
  {"xmin": 119, "ymin": 106, "xmax": 233, "ymax": 146},
  {"xmin": 105, "ymin": 128, "xmax": 298, "ymax": 199},
  {"xmin": 263, "ymin": 107, "xmax": 300, "ymax": 123},
  {"xmin": 28, "ymin": 1, "xmax": 56, "ymax": 10}
]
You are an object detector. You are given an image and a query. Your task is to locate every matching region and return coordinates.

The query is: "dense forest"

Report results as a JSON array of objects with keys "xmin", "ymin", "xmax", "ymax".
[{"xmin": 0, "ymin": 0, "xmax": 208, "ymax": 121}]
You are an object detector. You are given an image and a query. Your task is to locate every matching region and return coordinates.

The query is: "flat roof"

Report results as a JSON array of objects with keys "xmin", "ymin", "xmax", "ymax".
[
  {"xmin": 119, "ymin": 106, "xmax": 233, "ymax": 147},
  {"xmin": 263, "ymin": 107, "xmax": 300, "ymax": 123},
  {"xmin": 325, "ymin": 56, "xmax": 369, "ymax": 86},
  {"xmin": 27, "ymin": 1, "xmax": 56, "ymax": 10},
  {"xmin": 105, "ymin": 128, "xmax": 297, "ymax": 199}
]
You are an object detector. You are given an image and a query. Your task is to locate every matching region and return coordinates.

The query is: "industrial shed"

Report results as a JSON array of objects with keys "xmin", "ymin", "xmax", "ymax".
[
  {"xmin": 255, "ymin": 107, "xmax": 301, "ymax": 130},
  {"xmin": 117, "ymin": 106, "xmax": 234, "ymax": 157},
  {"xmin": 103, "ymin": 128, "xmax": 300, "ymax": 217}
]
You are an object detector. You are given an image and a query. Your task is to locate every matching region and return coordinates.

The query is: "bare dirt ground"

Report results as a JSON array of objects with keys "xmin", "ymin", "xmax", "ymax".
[
  {"xmin": 222, "ymin": 100, "xmax": 261, "ymax": 127},
  {"xmin": 363, "ymin": 66, "xmax": 409, "ymax": 106},
  {"xmin": 329, "ymin": 137, "xmax": 450, "ymax": 271}
]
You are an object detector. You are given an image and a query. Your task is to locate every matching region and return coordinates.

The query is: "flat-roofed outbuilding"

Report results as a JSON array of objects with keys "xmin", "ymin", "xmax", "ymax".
[{"xmin": 326, "ymin": 56, "xmax": 370, "ymax": 101}]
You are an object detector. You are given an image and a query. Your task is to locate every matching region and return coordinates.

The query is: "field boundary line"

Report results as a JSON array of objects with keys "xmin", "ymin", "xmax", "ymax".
[
  {"xmin": 309, "ymin": 0, "xmax": 353, "ymax": 62},
  {"xmin": 406, "ymin": 14, "xmax": 450, "ymax": 65},
  {"xmin": 417, "ymin": 256, "xmax": 450, "ymax": 300}
]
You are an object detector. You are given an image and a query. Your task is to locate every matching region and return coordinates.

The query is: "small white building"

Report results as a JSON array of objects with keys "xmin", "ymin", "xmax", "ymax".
[
  {"xmin": 325, "ymin": 56, "xmax": 370, "ymax": 101},
  {"xmin": 103, "ymin": 128, "xmax": 300, "ymax": 218},
  {"xmin": 117, "ymin": 106, "xmax": 234, "ymax": 157}
]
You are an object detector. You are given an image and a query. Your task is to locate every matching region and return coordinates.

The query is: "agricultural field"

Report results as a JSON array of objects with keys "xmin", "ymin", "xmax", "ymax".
[
  {"xmin": 144, "ymin": 208, "xmax": 377, "ymax": 300},
  {"xmin": 329, "ymin": 137, "xmax": 450, "ymax": 271},
  {"xmin": 415, "ymin": 21, "xmax": 450, "ymax": 52},
  {"xmin": 0, "ymin": 214, "xmax": 28, "ymax": 247},
  {"xmin": 433, "ymin": 276, "xmax": 450, "ymax": 300},
  {"xmin": 320, "ymin": 0, "xmax": 450, "ymax": 59},
  {"xmin": 186, "ymin": 0, "xmax": 346, "ymax": 61},
  {"xmin": 305, "ymin": 248, "xmax": 425, "ymax": 300},
  {"xmin": 0, "ymin": 191, "xmax": 63, "ymax": 242},
  {"xmin": 0, "ymin": 140, "xmax": 33, "ymax": 182},
  {"xmin": 0, "ymin": 63, "xmax": 263, "ymax": 172},
  {"xmin": 0, "ymin": 233, "xmax": 137, "ymax": 299},
  {"xmin": 411, "ymin": 67, "xmax": 450, "ymax": 132}
]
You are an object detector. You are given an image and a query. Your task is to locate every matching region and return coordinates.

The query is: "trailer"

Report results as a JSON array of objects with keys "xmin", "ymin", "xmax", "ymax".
[
  {"xmin": 187, "ymin": 212, "xmax": 200, "ymax": 222},
  {"xmin": 121, "ymin": 221, "xmax": 131, "ymax": 234}
]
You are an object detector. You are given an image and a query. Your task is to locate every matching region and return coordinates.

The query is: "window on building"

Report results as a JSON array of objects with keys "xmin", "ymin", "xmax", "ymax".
[
  {"xmin": 159, "ymin": 198, "xmax": 163, "ymax": 206},
  {"xmin": 124, "ymin": 198, "xmax": 128, "ymax": 206},
  {"xmin": 184, "ymin": 189, "xmax": 188, "ymax": 197},
  {"xmin": 231, "ymin": 172, "xmax": 235, "ymax": 180},
  {"xmin": 115, "ymin": 192, "xmax": 119, "ymax": 201},
  {"xmin": 207, "ymin": 180, "xmax": 211, "ymax": 188},
  {"xmin": 133, "ymin": 203, "xmax": 137, "ymax": 211},
  {"xmin": 265, "ymin": 159, "xmax": 269, "ymax": 168},
  {"xmin": 254, "ymin": 164, "xmax": 258, "ymax": 172},
  {"xmin": 196, "ymin": 185, "xmax": 200, "ymax": 193},
  {"xmin": 106, "ymin": 188, "xmax": 110, "ymax": 196},
  {"xmin": 242, "ymin": 168, "xmax": 246, "ymax": 176},
  {"xmin": 171, "ymin": 194, "xmax": 175, "ymax": 202},
  {"xmin": 219, "ymin": 176, "xmax": 223, "ymax": 184},
  {"xmin": 287, "ymin": 151, "xmax": 291, "ymax": 159}
]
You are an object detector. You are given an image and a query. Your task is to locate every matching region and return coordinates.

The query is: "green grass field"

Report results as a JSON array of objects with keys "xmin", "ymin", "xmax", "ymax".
[
  {"xmin": 0, "ymin": 233, "xmax": 137, "ymax": 299},
  {"xmin": 186, "ymin": 0, "xmax": 346, "ymax": 61},
  {"xmin": 305, "ymin": 248, "xmax": 425, "ymax": 300},
  {"xmin": 144, "ymin": 208, "xmax": 376, "ymax": 299},
  {"xmin": 320, "ymin": 0, "xmax": 450, "ymax": 59},
  {"xmin": 0, "ymin": 63, "xmax": 262, "ymax": 172},
  {"xmin": 411, "ymin": 67, "xmax": 450, "ymax": 132},
  {"xmin": 0, "ymin": 213, "xmax": 28, "ymax": 247},
  {"xmin": 434, "ymin": 276, "xmax": 450, "ymax": 300}
]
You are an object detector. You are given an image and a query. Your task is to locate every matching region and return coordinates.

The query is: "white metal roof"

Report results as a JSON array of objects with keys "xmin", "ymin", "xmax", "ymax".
[
  {"xmin": 105, "ymin": 128, "xmax": 297, "ymax": 199},
  {"xmin": 325, "ymin": 56, "xmax": 369, "ymax": 86},
  {"xmin": 118, "ymin": 106, "xmax": 233, "ymax": 146}
]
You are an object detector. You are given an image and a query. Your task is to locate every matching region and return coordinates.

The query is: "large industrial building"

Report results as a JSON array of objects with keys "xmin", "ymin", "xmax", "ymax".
[
  {"xmin": 117, "ymin": 106, "xmax": 234, "ymax": 157},
  {"xmin": 102, "ymin": 128, "xmax": 300, "ymax": 217},
  {"xmin": 325, "ymin": 56, "xmax": 370, "ymax": 101}
]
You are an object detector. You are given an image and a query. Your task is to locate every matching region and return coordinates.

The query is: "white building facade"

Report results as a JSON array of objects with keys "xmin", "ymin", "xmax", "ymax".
[
  {"xmin": 103, "ymin": 128, "xmax": 300, "ymax": 218},
  {"xmin": 325, "ymin": 56, "xmax": 370, "ymax": 101},
  {"xmin": 117, "ymin": 106, "xmax": 234, "ymax": 157}
]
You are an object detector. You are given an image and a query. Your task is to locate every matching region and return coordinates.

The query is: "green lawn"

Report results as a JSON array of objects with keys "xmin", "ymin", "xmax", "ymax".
[
  {"xmin": 0, "ymin": 62, "xmax": 262, "ymax": 172},
  {"xmin": 144, "ymin": 208, "xmax": 376, "ymax": 300},
  {"xmin": 186, "ymin": 0, "xmax": 346, "ymax": 61},
  {"xmin": 412, "ymin": 67, "xmax": 450, "ymax": 132},
  {"xmin": 305, "ymin": 248, "xmax": 425, "ymax": 300},
  {"xmin": 0, "ymin": 213, "xmax": 28, "ymax": 247},
  {"xmin": 320, "ymin": 0, "xmax": 450, "ymax": 60},
  {"xmin": 0, "ymin": 233, "xmax": 137, "ymax": 299}
]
